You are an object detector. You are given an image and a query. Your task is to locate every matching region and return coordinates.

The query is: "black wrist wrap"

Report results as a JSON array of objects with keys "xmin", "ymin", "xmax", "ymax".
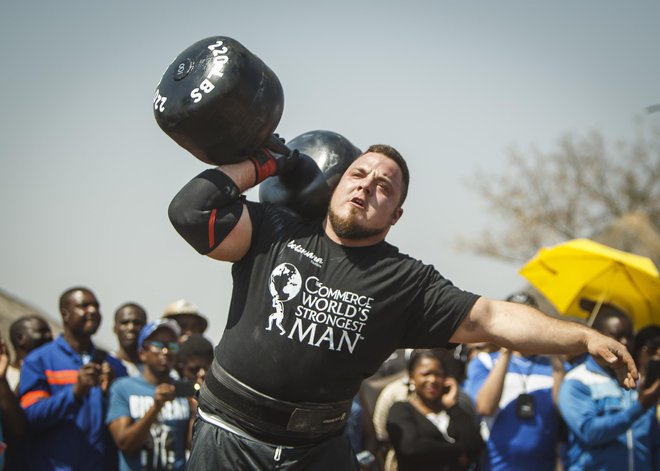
[{"xmin": 168, "ymin": 169, "xmax": 244, "ymax": 255}]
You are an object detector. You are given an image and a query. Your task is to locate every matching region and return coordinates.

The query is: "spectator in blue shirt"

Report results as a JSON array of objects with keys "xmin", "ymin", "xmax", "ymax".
[
  {"xmin": 107, "ymin": 319, "xmax": 192, "ymax": 471},
  {"xmin": 558, "ymin": 307, "xmax": 660, "ymax": 471}
]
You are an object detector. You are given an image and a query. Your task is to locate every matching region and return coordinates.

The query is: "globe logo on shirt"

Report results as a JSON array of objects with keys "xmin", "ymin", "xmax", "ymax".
[{"xmin": 269, "ymin": 263, "xmax": 302, "ymax": 302}]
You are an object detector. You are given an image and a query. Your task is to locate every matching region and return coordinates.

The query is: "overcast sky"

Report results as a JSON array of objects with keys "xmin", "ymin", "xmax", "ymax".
[{"xmin": 2, "ymin": 1, "xmax": 659, "ymax": 349}]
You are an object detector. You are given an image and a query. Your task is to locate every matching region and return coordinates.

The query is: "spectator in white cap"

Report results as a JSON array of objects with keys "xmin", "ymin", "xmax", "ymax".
[{"xmin": 163, "ymin": 299, "xmax": 208, "ymax": 343}]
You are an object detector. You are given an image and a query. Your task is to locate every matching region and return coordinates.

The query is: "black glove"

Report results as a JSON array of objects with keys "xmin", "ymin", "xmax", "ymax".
[{"xmin": 249, "ymin": 134, "xmax": 300, "ymax": 185}]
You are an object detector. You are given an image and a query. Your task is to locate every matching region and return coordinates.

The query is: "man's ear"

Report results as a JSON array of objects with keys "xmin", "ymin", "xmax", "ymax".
[
  {"xmin": 60, "ymin": 307, "xmax": 69, "ymax": 325},
  {"xmin": 139, "ymin": 350, "xmax": 147, "ymax": 363},
  {"xmin": 391, "ymin": 207, "xmax": 403, "ymax": 226}
]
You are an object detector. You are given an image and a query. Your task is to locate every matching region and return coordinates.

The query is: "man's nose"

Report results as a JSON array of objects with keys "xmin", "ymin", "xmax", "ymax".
[
  {"xmin": 358, "ymin": 178, "xmax": 374, "ymax": 194},
  {"xmin": 86, "ymin": 305, "xmax": 99, "ymax": 316}
]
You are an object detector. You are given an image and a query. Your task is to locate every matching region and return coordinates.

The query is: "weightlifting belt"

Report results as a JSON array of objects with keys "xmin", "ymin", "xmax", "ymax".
[{"xmin": 199, "ymin": 360, "xmax": 352, "ymax": 447}]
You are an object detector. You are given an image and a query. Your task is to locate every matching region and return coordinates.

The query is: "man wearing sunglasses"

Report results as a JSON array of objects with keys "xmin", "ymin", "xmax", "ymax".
[{"xmin": 106, "ymin": 319, "xmax": 194, "ymax": 471}]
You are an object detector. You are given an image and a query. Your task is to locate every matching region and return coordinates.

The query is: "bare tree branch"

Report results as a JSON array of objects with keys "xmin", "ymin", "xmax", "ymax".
[{"xmin": 460, "ymin": 121, "xmax": 660, "ymax": 261}]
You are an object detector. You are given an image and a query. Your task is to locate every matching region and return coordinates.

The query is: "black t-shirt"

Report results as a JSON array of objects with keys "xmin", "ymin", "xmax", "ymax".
[{"xmin": 215, "ymin": 202, "xmax": 479, "ymax": 403}]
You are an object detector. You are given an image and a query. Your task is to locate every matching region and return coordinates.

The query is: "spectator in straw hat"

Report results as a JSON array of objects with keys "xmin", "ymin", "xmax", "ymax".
[{"xmin": 162, "ymin": 300, "xmax": 208, "ymax": 343}]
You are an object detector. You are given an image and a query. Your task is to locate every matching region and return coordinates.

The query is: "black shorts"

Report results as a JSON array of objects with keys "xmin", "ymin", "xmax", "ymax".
[{"xmin": 187, "ymin": 416, "xmax": 360, "ymax": 470}]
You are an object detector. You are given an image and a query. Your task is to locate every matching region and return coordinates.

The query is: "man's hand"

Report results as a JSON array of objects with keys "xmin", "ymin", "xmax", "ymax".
[
  {"xmin": 586, "ymin": 331, "xmax": 638, "ymax": 389},
  {"xmin": 73, "ymin": 363, "xmax": 101, "ymax": 400},
  {"xmin": 250, "ymin": 135, "xmax": 301, "ymax": 185},
  {"xmin": 154, "ymin": 383, "xmax": 176, "ymax": 409},
  {"xmin": 99, "ymin": 361, "xmax": 116, "ymax": 394}
]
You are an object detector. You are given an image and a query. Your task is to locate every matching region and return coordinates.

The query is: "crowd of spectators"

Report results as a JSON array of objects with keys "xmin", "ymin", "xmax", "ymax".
[
  {"xmin": 0, "ymin": 287, "xmax": 212, "ymax": 470},
  {"xmin": 0, "ymin": 288, "xmax": 658, "ymax": 470},
  {"xmin": 358, "ymin": 293, "xmax": 660, "ymax": 471}
]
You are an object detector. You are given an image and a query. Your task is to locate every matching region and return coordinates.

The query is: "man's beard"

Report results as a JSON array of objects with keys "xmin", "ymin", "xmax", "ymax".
[{"xmin": 327, "ymin": 206, "xmax": 389, "ymax": 240}]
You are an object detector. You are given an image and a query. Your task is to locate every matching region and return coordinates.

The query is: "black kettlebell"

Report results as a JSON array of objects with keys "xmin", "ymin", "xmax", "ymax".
[
  {"xmin": 154, "ymin": 36, "xmax": 285, "ymax": 165},
  {"xmin": 259, "ymin": 130, "xmax": 362, "ymax": 219}
]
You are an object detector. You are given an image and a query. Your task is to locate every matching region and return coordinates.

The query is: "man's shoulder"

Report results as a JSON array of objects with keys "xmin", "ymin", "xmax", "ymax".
[
  {"xmin": 23, "ymin": 336, "xmax": 67, "ymax": 366},
  {"xmin": 110, "ymin": 375, "xmax": 147, "ymax": 395},
  {"xmin": 104, "ymin": 351, "xmax": 129, "ymax": 376}
]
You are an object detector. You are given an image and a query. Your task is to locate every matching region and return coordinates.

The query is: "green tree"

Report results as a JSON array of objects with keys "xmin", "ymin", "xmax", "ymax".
[{"xmin": 459, "ymin": 121, "xmax": 660, "ymax": 262}]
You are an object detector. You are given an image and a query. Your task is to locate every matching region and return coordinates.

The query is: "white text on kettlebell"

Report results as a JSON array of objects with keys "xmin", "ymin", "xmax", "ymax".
[
  {"xmin": 153, "ymin": 89, "xmax": 167, "ymax": 112},
  {"xmin": 190, "ymin": 40, "xmax": 230, "ymax": 104}
]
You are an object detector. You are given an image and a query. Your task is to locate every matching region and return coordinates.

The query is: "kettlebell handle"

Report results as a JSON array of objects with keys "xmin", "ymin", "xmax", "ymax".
[{"xmin": 264, "ymin": 134, "xmax": 292, "ymax": 156}]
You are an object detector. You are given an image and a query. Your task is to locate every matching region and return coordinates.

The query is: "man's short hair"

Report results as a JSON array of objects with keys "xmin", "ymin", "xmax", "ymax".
[
  {"xmin": 114, "ymin": 302, "xmax": 147, "ymax": 323},
  {"xmin": 59, "ymin": 286, "xmax": 94, "ymax": 310},
  {"xmin": 365, "ymin": 144, "xmax": 409, "ymax": 206},
  {"xmin": 9, "ymin": 314, "xmax": 46, "ymax": 347},
  {"xmin": 178, "ymin": 334, "xmax": 214, "ymax": 363},
  {"xmin": 591, "ymin": 303, "xmax": 632, "ymax": 333}
]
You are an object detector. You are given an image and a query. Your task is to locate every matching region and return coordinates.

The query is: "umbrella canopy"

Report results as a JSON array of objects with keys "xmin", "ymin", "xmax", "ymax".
[{"xmin": 519, "ymin": 238, "xmax": 660, "ymax": 330}]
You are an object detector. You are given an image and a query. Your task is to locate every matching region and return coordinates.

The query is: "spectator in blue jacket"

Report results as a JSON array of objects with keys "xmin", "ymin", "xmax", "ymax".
[
  {"xmin": 19, "ymin": 286, "xmax": 127, "ymax": 470},
  {"xmin": 558, "ymin": 307, "xmax": 660, "ymax": 471}
]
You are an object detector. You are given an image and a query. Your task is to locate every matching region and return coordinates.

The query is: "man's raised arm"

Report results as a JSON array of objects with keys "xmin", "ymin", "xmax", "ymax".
[
  {"xmin": 450, "ymin": 297, "xmax": 638, "ymax": 389},
  {"xmin": 168, "ymin": 145, "xmax": 299, "ymax": 262}
]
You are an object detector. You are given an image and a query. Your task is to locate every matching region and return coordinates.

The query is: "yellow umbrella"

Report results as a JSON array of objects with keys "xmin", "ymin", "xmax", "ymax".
[{"xmin": 519, "ymin": 238, "xmax": 660, "ymax": 330}]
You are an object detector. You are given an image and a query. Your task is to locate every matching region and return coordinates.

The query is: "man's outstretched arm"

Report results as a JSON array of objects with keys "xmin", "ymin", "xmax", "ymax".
[{"xmin": 450, "ymin": 297, "xmax": 638, "ymax": 389}]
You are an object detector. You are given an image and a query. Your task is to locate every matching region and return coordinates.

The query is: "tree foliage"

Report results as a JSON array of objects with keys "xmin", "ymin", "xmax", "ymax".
[{"xmin": 459, "ymin": 121, "xmax": 660, "ymax": 262}]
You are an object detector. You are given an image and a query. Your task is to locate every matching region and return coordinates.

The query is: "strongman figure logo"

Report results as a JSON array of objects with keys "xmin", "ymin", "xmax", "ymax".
[{"xmin": 267, "ymin": 263, "xmax": 302, "ymax": 335}]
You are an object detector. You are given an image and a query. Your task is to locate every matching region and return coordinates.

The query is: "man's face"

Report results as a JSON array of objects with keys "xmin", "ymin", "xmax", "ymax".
[
  {"xmin": 171, "ymin": 314, "xmax": 206, "ymax": 343},
  {"xmin": 600, "ymin": 316, "xmax": 634, "ymax": 350},
  {"xmin": 114, "ymin": 306, "xmax": 146, "ymax": 352},
  {"xmin": 62, "ymin": 290, "xmax": 101, "ymax": 337},
  {"xmin": 19, "ymin": 318, "xmax": 53, "ymax": 353},
  {"xmin": 326, "ymin": 152, "xmax": 404, "ymax": 242},
  {"xmin": 139, "ymin": 328, "xmax": 179, "ymax": 377},
  {"xmin": 180, "ymin": 354, "xmax": 213, "ymax": 384}
]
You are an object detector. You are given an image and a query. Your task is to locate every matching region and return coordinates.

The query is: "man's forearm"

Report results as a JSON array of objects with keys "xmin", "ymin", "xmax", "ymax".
[
  {"xmin": 216, "ymin": 160, "xmax": 259, "ymax": 193},
  {"xmin": 453, "ymin": 298, "xmax": 591, "ymax": 355},
  {"xmin": 475, "ymin": 350, "xmax": 510, "ymax": 416}
]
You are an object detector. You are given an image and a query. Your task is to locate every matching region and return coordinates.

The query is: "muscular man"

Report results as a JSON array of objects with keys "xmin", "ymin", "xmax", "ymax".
[
  {"xmin": 168, "ymin": 143, "xmax": 638, "ymax": 470},
  {"xmin": 19, "ymin": 287, "xmax": 128, "ymax": 470}
]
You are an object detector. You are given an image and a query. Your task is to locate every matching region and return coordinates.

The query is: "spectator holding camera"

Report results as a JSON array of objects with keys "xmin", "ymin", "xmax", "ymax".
[
  {"xmin": 107, "ymin": 319, "xmax": 193, "ymax": 471},
  {"xmin": 464, "ymin": 292, "xmax": 563, "ymax": 471},
  {"xmin": 559, "ymin": 307, "xmax": 660, "ymax": 470},
  {"xmin": 19, "ymin": 287, "xmax": 127, "ymax": 470}
]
